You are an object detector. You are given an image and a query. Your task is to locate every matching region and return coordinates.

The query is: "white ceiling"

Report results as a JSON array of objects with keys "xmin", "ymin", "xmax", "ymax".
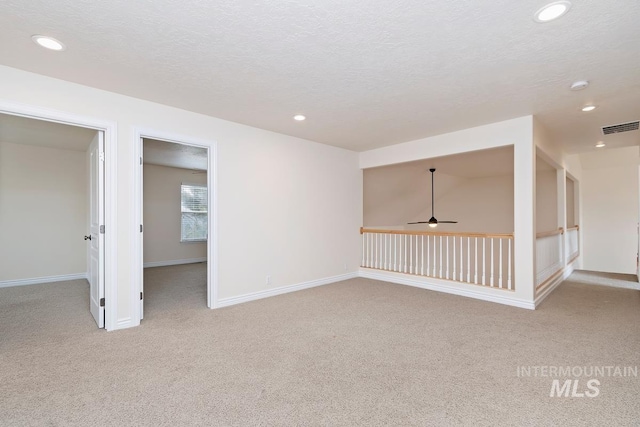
[
  {"xmin": 0, "ymin": 1, "xmax": 639, "ymax": 153},
  {"xmin": 143, "ymin": 138, "xmax": 207, "ymax": 171},
  {"xmin": 0, "ymin": 113, "xmax": 96, "ymax": 150}
]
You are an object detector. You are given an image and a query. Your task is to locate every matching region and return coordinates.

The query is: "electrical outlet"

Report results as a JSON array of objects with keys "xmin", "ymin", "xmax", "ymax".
[{"xmin": 266, "ymin": 275, "xmax": 271, "ymax": 285}]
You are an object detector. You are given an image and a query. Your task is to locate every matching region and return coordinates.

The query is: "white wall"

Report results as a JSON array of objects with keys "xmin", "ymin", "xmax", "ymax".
[
  {"xmin": 566, "ymin": 177, "xmax": 575, "ymax": 227},
  {"xmin": 363, "ymin": 168, "xmax": 466, "ymax": 227},
  {"xmin": 536, "ymin": 169, "xmax": 557, "ymax": 233},
  {"xmin": 364, "ymin": 170, "xmax": 514, "ymax": 234},
  {"xmin": 143, "ymin": 164, "xmax": 207, "ymax": 265},
  {"xmin": 580, "ymin": 147, "xmax": 639, "ymax": 274},
  {"xmin": 360, "ymin": 116, "xmax": 530, "ymax": 169},
  {"xmin": 428, "ymin": 175, "xmax": 514, "ymax": 234},
  {"xmin": 0, "ymin": 141, "xmax": 87, "ymax": 281},
  {"xmin": 0, "ymin": 65, "xmax": 362, "ymax": 329}
]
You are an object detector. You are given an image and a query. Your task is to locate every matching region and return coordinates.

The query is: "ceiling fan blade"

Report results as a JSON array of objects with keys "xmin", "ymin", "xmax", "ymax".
[
  {"xmin": 407, "ymin": 221, "xmax": 429, "ymax": 224},
  {"xmin": 437, "ymin": 220, "xmax": 458, "ymax": 223}
]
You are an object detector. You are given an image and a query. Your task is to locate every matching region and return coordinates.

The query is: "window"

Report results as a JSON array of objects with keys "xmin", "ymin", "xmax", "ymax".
[{"xmin": 181, "ymin": 184, "xmax": 208, "ymax": 242}]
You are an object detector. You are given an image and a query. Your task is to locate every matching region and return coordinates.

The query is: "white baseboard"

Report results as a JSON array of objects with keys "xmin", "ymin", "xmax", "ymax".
[
  {"xmin": 535, "ymin": 261, "xmax": 576, "ymax": 307},
  {"xmin": 143, "ymin": 257, "xmax": 207, "ymax": 268},
  {"xmin": 216, "ymin": 272, "xmax": 358, "ymax": 308},
  {"xmin": 358, "ymin": 269, "xmax": 536, "ymax": 310},
  {"xmin": 0, "ymin": 273, "xmax": 88, "ymax": 288}
]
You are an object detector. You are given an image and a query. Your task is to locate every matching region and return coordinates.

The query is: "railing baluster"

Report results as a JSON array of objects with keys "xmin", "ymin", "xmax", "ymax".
[
  {"xmin": 404, "ymin": 235, "xmax": 408, "ymax": 273},
  {"xmin": 421, "ymin": 235, "xmax": 424, "ymax": 275},
  {"xmin": 467, "ymin": 237, "xmax": 471, "ymax": 283},
  {"xmin": 399, "ymin": 235, "xmax": 403, "ymax": 273},
  {"xmin": 482, "ymin": 237, "xmax": 486, "ymax": 286},
  {"xmin": 453, "ymin": 236, "xmax": 456, "ymax": 281},
  {"xmin": 416, "ymin": 236, "xmax": 419, "ymax": 275},
  {"xmin": 508, "ymin": 238, "xmax": 512, "ymax": 290},
  {"xmin": 446, "ymin": 236, "xmax": 450, "ymax": 279},
  {"xmin": 409, "ymin": 235, "xmax": 413, "ymax": 274},
  {"xmin": 385, "ymin": 234, "xmax": 389, "ymax": 270},
  {"xmin": 439, "ymin": 236, "xmax": 443, "ymax": 278},
  {"xmin": 499, "ymin": 238, "xmax": 503, "ymax": 288},
  {"xmin": 426, "ymin": 235, "xmax": 430, "ymax": 277},
  {"xmin": 394, "ymin": 234, "xmax": 397, "ymax": 271},
  {"xmin": 474, "ymin": 237, "xmax": 478, "ymax": 284},
  {"xmin": 375, "ymin": 233, "xmax": 379, "ymax": 269},
  {"xmin": 459, "ymin": 236, "xmax": 463, "ymax": 282},
  {"xmin": 490, "ymin": 238, "xmax": 494, "ymax": 287}
]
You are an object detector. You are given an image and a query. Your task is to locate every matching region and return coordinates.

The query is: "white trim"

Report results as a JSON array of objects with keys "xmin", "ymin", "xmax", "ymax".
[
  {"xmin": 116, "ymin": 317, "xmax": 132, "ymax": 328},
  {"xmin": 534, "ymin": 258, "xmax": 576, "ymax": 307},
  {"xmin": 217, "ymin": 273, "xmax": 358, "ymax": 308},
  {"xmin": 0, "ymin": 100, "xmax": 119, "ymax": 331},
  {"xmin": 358, "ymin": 269, "xmax": 536, "ymax": 310},
  {"xmin": 144, "ymin": 258, "xmax": 207, "ymax": 268},
  {"xmin": 133, "ymin": 127, "xmax": 219, "ymax": 321},
  {"xmin": 0, "ymin": 273, "xmax": 88, "ymax": 288}
]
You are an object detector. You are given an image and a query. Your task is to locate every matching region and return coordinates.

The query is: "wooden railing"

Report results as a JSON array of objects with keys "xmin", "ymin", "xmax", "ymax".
[{"xmin": 360, "ymin": 228, "xmax": 514, "ymax": 290}]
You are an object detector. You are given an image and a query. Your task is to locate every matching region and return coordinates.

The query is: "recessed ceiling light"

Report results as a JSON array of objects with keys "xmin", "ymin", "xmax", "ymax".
[
  {"xmin": 581, "ymin": 105, "xmax": 597, "ymax": 112},
  {"xmin": 534, "ymin": 1, "xmax": 572, "ymax": 23},
  {"xmin": 595, "ymin": 142, "xmax": 606, "ymax": 148},
  {"xmin": 31, "ymin": 35, "xmax": 66, "ymax": 51},
  {"xmin": 293, "ymin": 115, "xmax": 306, "ymax": 121},
  {"xmin": 570, "ymin": 80, "xmax": 589, "ymax": 91}
]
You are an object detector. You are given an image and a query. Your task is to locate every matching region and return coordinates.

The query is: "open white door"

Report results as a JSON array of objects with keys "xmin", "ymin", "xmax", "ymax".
[{"xmin": 88, "ymin": 132, "xmax": 105, "ymax": 328}]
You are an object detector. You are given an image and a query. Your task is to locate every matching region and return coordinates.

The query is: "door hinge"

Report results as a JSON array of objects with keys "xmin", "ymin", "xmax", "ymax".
[
  {"xmin": 140, "ymin": 156, "xmax": 143, "ymax": 165},
  {"xmin": 99, "ymin": 152, "xmax": 105, "ymax": 162},
  {"xmin": 100, "ymin": 225, "xmax": 105, "ymax": 234},
  {"xmin": 140, "ymin": 292, "xmax": 143, "ymax": 300},
  {"xmin": 99, "ymin": 298, "xmax": 105, "ymax": 307},
  {"xmin": 140, "ymin": 224, "xmax": 143, "ymax": 233}
]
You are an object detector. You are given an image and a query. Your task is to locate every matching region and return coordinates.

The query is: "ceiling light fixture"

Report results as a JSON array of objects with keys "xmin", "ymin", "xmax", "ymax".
[
  {"xmin": 293, "ymin": 115, "xmax": 306, "ymax": 121},
  {"xmin": 595, "ymin": 142, "xmax": 606, "ymax": 148},
  {"xmin": 581, "ymin": 105, "xmax": 597, "ymax": 112},
  {"xmin": 534, "ymin": 1, "xmax": 572, "ymax": 23},
  {"xmin": 31, "ymin": 35, "xmax": 66, "ymax": 51},
  {"xmin": 570, "ymin": 80, "xmax": 589, "ymax": 91}
]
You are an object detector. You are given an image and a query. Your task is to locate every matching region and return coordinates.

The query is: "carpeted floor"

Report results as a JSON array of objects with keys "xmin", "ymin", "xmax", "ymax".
[
  {"xmin": 1, "ymin": 265, "xmax": 639, "ymax": 426},
  {"xmin": 569, "ymin": 269, "xmax": 640, "ymax": 290}
]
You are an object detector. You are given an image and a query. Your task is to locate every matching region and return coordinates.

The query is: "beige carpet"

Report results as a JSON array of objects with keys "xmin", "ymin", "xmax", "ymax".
[
  {"xmin": 1, "ymin": 265, "xmax": 639, "ymax": 426},
  {"xmin": 569, "ymin": 269, "xmax": 640, "ymax": 290}
]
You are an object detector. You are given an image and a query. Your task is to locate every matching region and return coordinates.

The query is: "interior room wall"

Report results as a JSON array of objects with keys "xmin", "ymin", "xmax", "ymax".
[
  {"xmin": 580, "ymin": 147, "xmax": 639, "ymax": 274},
  {"xmin": 536, "ymin": 168, "xmax": 558, "ymax": 233},
  {"xmin": 428, "ymin": 175, "xmax": 514, "ymax": 234},
  {"xmin": 566, "ymin": 177, "xmax": 575, "ymax": 227},
  {"xmin": 364, "ymin": 171, "xmax": 514, "ymax": 234},
  {"xmin": 363, "ymin": 168, "xmax": 465, "ymax": 227},
  {"xmin": 0, "ymin": 65, "xmax": 362, "ymax": 326},
  {"xmin": 0, "ymin": 141, "xmax": 87, "ymax": 281},
  {"xmin": 143, "ymin": 164, "xmax": 207, "ymax": 265}
]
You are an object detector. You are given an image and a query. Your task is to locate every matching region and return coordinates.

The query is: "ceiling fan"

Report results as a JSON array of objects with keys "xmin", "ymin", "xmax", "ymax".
[{"xmin": 408, "ymin": 168, "xmax": 458, "ymax": 228}]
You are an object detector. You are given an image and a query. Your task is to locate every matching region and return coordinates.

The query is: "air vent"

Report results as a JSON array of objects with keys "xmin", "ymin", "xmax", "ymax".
[{"xmin": 602, "ymin": 121, "xmax": 639, "ymax": 135}]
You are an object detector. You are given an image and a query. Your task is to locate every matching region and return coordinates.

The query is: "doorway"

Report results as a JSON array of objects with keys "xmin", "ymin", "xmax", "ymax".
[
  {"xmin": 134, "ymin": 129, "xmax": 216, "ymax": 322},
  {"xmin": 0, "ymin": 109, "xmax": 113, "ymax": 329}
]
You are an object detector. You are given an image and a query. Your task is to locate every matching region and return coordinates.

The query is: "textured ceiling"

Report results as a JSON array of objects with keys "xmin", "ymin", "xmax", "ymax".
[
  {"xmin": 0, "ymin": 113, "xmax": 96, "ymax": 150},
  {"xmin": 0, "ymin": 0, "xmax": 639, "ymax": 153}
]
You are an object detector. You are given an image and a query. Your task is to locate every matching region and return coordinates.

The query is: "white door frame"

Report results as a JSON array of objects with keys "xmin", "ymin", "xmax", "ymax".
[
  {"xmin": 0, "ymin": 100, "xmax": 118, "ymax": 331},
  {"xmin": 133, "ymin": 127, "xmax": 218, "ymax": 321}
]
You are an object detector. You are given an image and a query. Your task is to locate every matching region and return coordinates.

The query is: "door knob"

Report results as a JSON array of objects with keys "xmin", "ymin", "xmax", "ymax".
[{"xmin": 84, "ymin": 235, "xmax": 92, "ymax": 241}]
